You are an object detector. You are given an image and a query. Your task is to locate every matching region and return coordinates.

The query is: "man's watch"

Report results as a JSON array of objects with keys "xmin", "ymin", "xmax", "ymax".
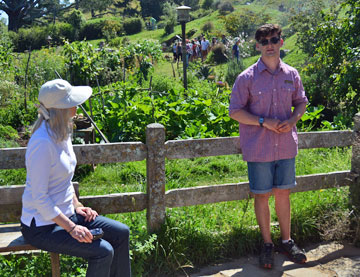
[{"xmin": 259, "ymin": 117, "xmax": 264, "ymax": 127}]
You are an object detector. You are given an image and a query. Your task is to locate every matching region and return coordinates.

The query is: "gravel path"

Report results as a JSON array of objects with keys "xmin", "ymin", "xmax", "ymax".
[{"xmin": 188, "ymin": 242, "xmax": 360, "ymax": 277}]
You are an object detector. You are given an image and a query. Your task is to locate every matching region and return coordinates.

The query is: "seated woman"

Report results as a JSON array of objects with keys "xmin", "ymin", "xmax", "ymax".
[{"xmin": 20, "ymin": 79, "xmax": 131, "ymax": 277}]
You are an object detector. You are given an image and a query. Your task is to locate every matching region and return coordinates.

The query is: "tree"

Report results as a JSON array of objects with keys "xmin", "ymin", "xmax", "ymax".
[
  {"xmin": 114, "ymin": 0, "xmax": 141, "ymax": 17},
  {"xmin": 79, "ymin": 0, "xmax": 113, "ymax": 18},
  {"xmin": 0, "ymin": 0, "xmax": 72, "ymax": 31},
  {"xmin": 140, "ymin": 0, "xmax": 166, "ymax": 19},
  {"xmin": 160, "ymin": 2, "xmax": 176, "ymax": 35},
  {"xmin": 301, "ymin": 0, "xmax": 360, "ymax": 124}
]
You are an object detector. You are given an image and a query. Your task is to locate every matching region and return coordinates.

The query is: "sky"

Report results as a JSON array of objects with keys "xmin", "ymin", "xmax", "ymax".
[{"xmin": 0, "ymin": 11, "xmax": 8, "ymax": 25}]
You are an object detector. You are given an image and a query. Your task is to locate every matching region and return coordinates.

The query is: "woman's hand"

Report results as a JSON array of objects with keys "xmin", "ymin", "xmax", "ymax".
[
  {"xmin": 69, "ymin": 225, "xmax": 93, "ymax": 243},
  {"xmin": 75, "ymin": 206, "xmax": 98, "ymax": 222}
]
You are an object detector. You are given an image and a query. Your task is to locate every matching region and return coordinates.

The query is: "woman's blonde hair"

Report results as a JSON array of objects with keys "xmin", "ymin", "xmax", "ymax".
[{"xmin": 32, "ymin": 108, "xmax": 73, "ymax": 142}]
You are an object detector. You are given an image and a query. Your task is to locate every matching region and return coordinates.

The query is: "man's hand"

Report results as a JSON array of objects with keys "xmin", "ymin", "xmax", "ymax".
[
  {"xmin": 277, "ymin": 119, "xmax": 296, "ymax": 133},
  {"xmin": 75, "ymin": 206, "xmax": 98, "ymax": 222},
  {"xmin": 263, "ymin": 118, "xmax": 281, "ymax": 133}
]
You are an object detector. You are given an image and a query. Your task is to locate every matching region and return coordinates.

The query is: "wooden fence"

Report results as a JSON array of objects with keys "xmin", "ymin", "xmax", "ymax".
[{"xmin": 1, "ymin": 114, "xmax": 360, "ymax": 234}]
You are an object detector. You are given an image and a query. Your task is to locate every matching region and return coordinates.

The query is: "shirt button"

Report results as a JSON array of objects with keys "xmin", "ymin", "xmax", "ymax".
[
  {"xmin": 273, "ymin": 89, "xmax": 276, "ymax": 92},
  {"xmin": 259, "ymin": 91, "xmax": 262, "ymax": 94}
]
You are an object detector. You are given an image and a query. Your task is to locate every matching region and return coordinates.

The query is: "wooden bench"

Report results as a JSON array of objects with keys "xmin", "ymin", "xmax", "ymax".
[{"xmin": 0, "ymin": 183, "xmax": 79, "ymax": 277}]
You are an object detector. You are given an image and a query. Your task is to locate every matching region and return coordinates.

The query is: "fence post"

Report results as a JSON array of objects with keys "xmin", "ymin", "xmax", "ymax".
[
  {"xmin": 350, "ymin": 113, "xmax": 360, "ymax": 244},
  {"xmin": 146, "ymin": 123, "xmax": 166, "ymax": 232}
]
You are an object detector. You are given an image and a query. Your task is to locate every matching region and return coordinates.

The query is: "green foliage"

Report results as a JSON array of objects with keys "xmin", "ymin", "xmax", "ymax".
[
  {"xmin": 208, "ymin": 43, "xmax": 228, "ymax": 64},
  {"xmin": 9, "ymin": 26, "xmax": 48, "ymax": 52},
  {"xmin": 87, "ymin": 77, "xmax": 237, "ymax": 142},
  {"xmin": 123, "ymin": 17, "xmax": 144, "ymax": 35},
  {"xmin": 201, "ymin": 21, "xmax": 214, "ymax": 34},
  {"xmin": 62, "ymin": 40, "xmax": 103, "ymax": 85},
  {"xmin": 160, "ymin": 2, "xmax": 177, "ymax": 35},
  {"xmin": 301, "ymin": 0, "xmax": 360, "ymax": 125},
  {"xmin": 225, "ymin": 58, "xmax": 245, "ymax": 87},
  {"xmin": 102, "ymin": 20, "xmax": 124, "ymax": 41},
  {"xmin": 289, "ymin": 0, "xmax": 327, "ymax": 54},
  {"xmin": 218, "ymin": 1, "xmax": 234, "ymax": 15},
  {"xmin": 201, "ymin": 0, "xmax": 214, "ymax": 10},
  {"xmin": 80, "ymin": 18, "xmax": 109, "ymax": 40},
  {"xmin": 65, "ymin": 9, "xmax": 86, "ymax": 30},
  {"xmin": 223, "ymin": 8, "xmax": 270, "ymax": 37}
]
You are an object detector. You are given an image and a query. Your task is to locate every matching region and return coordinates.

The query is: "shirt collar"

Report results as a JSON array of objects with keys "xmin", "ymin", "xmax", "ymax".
[{"xmin": 256, "ymin": 58, "xmax": 288, "ymax": 74}]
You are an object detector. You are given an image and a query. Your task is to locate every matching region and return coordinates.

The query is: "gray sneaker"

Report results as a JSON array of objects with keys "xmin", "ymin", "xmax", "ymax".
[
  {"xmin": 279, "ymin": 239, "xmax": 307, "ymax": 264},
  {"xmin": 259, "ymin": 243, "xmax": 274, "ymax": 269}
]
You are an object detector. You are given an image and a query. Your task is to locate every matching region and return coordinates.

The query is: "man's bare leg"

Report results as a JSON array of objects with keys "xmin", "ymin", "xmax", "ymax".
[
  {"xmin": 254, "ymin": 192, "xmax": 272, "ymax": 243},
  {"xmin": 273, "ymin": 188, "xmax": 291, "ymax": 241}
]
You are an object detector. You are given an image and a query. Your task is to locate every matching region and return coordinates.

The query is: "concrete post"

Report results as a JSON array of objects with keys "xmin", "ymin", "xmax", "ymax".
[
  {"xmin": 146, "ymin": 123, "xmax": 166, "ymax": 232},
  {"xmin": 350, "ymin": 113, "xmax": 360, "ymax": 244}
]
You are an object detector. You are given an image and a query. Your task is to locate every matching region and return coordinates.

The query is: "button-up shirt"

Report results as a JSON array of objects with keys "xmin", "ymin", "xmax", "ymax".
[
  {"xmin": 229, "ymin": 58, "xmax": 308, "ymax": 162},
  {"xmin": 21, "ymin": 121, "xmax": 76, "ymax": 226}
]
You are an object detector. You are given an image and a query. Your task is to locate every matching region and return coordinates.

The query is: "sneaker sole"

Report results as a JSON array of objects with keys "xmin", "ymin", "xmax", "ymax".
[
  {"xmin": 260, "ymin": 263, "xmax": 273, "ymax": 269},
  {"xmin": 281, "ymin": 251, "xmax": 307, "ymax": 264}
]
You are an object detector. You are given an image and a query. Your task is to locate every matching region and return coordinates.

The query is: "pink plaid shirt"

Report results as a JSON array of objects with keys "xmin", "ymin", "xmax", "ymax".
[{"xmin": 229, "ymin": 58, "xmax": 308, "ymax": 162}]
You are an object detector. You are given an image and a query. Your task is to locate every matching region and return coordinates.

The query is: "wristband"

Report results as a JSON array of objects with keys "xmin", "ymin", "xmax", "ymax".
[{"xmin": 68, "ymin": 225, "xmax": 76, "ymax": 233}]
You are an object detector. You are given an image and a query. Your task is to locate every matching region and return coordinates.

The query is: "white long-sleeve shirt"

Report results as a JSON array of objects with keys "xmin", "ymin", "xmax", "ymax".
[{"xmin": 21, "ymin": 121, "xmax": 76, "ymax": 227}]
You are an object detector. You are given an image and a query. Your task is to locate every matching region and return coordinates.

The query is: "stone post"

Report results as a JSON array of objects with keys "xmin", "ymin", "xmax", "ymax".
[
  {"xmin": 350, "ymin": 113, "xmax": 360, "ymax": 244},
  {"xmin": 146, "ymin": 123, "xmax": 166, "ymax": 232}
]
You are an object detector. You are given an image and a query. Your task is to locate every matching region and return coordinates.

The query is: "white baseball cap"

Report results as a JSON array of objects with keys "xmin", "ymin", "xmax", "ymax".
[{"xmin": 39, "ymin": 79, "xmax": 92, "ymax": 109}]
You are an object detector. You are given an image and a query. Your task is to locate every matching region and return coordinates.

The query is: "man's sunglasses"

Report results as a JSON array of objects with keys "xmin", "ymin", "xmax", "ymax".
[{"xmin": 259, "ymin": 37, "xmax": 280, "ymax": 46}]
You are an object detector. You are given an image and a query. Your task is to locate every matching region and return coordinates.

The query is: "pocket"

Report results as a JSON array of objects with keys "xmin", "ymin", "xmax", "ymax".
[{"xmin": 249, "ymin": 86, "xmax": 272, "ymax": 114}]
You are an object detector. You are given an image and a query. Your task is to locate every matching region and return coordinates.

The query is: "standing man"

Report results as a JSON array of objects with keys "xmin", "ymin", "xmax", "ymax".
[
  {"xmin": 229, "ymin": 24, "xmax": 308, "ymax": 269},
  {"xmin": 201, "ymin": 36, "xmax": 210, "ymax": 62},
  {"xmin": 232, "ymin": 38, "xmax": 240, "ymax": 62}
]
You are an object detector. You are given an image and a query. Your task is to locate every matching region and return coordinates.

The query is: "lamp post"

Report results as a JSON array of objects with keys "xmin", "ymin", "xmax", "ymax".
[{"xmin": 176, "ymin": 5, "xmax": 191, "ymax": 90}]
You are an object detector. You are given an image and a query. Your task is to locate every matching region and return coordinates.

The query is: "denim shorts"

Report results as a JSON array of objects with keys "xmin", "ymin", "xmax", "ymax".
[{"xmin": 247, "ymin": 158, "xmax": 296, "ymax": 194}]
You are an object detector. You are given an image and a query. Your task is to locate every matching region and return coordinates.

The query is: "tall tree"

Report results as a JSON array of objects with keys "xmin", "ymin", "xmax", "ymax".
[
  {"xmin": 140, "ymin": 0, "xmax": 166, "ymax": 19},
  {"xmin": 79, "ymin": 0, "xmax": 113, "ymax": 18},
  {"xmin": 114, "ymin": 0, "xmax": 141, "ymax": 17},
  {"xmin": 0, "ymin": 0, "xmax": 72, "ymax": 31}
]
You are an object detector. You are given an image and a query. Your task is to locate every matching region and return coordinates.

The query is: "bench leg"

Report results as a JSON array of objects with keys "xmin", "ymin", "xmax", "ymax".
[{"xmin": 50, "ymin": 252, "xmax": 60, "ymax": 277}]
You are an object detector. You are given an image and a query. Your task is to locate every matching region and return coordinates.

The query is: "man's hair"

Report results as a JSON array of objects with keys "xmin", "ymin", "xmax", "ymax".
[
  {"xmin": 255, "ymin": 24, "xmax": 282, "ymax": 42},
  {"xmin": 32, "ymin": 108, "xmax": 73, "ymax": 142}
]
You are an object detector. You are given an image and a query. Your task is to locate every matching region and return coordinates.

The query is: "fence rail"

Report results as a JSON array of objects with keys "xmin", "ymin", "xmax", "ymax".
[{"xmin": 1, "ymin": 119, "xmax": 358, "ymax": 233}]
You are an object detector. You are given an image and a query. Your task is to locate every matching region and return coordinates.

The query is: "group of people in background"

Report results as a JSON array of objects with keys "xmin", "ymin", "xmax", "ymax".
[
  {"xmin": 172, "ymin": 33, "xmax": 243, "ymax": 65},
  {"xmin": 172, "ymin": 34, "xmax": 228, "ymax": 65}
]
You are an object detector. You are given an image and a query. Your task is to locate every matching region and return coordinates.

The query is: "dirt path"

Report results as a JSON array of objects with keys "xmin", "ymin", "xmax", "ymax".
[{"xmin": 188, "ymin": 242, "xmax": 360, "ymax": 277}]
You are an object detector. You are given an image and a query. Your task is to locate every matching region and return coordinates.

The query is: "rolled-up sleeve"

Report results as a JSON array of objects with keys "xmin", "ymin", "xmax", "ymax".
[
  {"xmin": 229, "ymin": 74, "xmax": 249, "ymax": 116},
  {"xmin": 26, "ymin": 139, "xmax": 61, "ymax": 221},
  {"xmin": 292, "ymin": 70, "xmax": 308, "ymax": 107}
]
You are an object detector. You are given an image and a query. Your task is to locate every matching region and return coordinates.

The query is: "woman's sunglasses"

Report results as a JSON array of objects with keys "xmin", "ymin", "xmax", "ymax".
[{"xmin": 259, "ymin": 37, "xmax": 280, "ymax": 46}]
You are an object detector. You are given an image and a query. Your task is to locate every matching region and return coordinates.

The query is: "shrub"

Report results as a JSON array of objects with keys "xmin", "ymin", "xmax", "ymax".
[
  {"xmin": 48, "ymin": 22, "xmax": 75, "ymax": 44},
  {"xmin": 123, "ymin": 17, "xmax": 144, "ymax": 35},
  {"xmin": 10, "ymin": 26, "xmax": 48, "ymax": 52},
  {"xmin": 80, "ymin": 19, "xmax": 106, "ymax": 40},
  {"xmin": 65, "ymin": 9, "xmax": 85, "ymax": 30},
  {"xmin": 201, "ymin": 0, "xmax": 214, "ymax": 10},
  {"xmin": 102, "ymin": 20, "xmax": 124, "ymax": 41},
  {"xmin": 201, "ymin": 21, "xmax": 214, "ymax": 33},
  {"xmin": 218, "ymin": 1, "xmax": 234, "ymax": 15},
  {"xmin": 225, "ymin": 58, "xmax": 245, "ymax": 86},
  {"xmin": 209, "ymin": 43, "xmax": 228, "ymax": 64}
]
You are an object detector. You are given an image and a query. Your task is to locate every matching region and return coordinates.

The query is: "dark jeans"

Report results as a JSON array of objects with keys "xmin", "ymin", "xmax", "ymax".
[{"xmin": 21, "ymin": 214, "xmax": 131, "ymax": 277}]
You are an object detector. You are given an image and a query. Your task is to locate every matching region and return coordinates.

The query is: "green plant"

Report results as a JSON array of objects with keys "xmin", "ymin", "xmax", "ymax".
[
  {"xmin": 218, "ymin": 1, "xmax": 234, "ymax": 15},
  {"xmin": 102, "ymin": 20, "xmax": 123, "ymax": 42},
  {"xmin": 62, "ymin": 40, "xmax": 102, "ymax": 85},
  {"xmin": 225, "ymin": 58, "xmax": 245, "ymax": 87},
  {"xmin": 208, "ymin": 43, "xmax": 228, "ymax": 64},
  {"xmin": 123, "ymin": 17, "xmax": 144, "ymax": 35},
  {"xmin": 201, "ymin": 21, "xmax": 214, "ymax": 34}
]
